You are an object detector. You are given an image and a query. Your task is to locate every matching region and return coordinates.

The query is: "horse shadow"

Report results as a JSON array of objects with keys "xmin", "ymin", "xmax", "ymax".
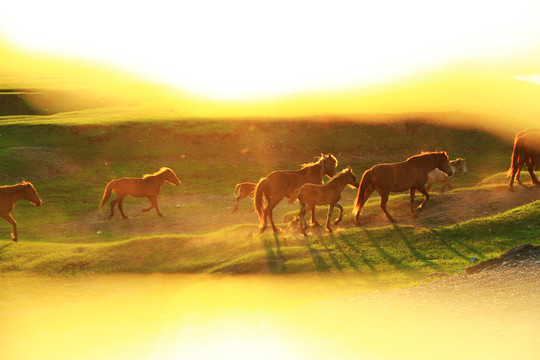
[
  {"xmin": 0, "ymin": 242, "xmax": 13, "ymax": 252},
  {"xmin": 391, "ymin": 223, "xmax": 442, "ymax": 271},
  {"xmin": 261, "ymin": 233, "xmax": 288, "ymax": 274}
]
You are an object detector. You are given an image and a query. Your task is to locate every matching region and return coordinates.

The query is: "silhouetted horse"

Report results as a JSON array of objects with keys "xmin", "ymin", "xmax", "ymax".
[
  {"xmin": 427, "ymin": 158, "xmax": 468, "ymax": 193},
  {"xmin": 231, "ymin": 182, "xmax": 256, "ymax": 213},
  {"xmin": 255, "ymin": 153, "xmax": 338, "ymax": 233},
  {"xmin": 353, "ymin": 152, "xmax": 453, "ymax": 224},
  {"xmin": 507, "ymin": 131, "xmax": 540, "ymax": 191},
  {"xmin": 509, "ymin": 128, "xmax": 540, "ymax": 187},
  {"xmin": 100, "ymin": 167, "xmax": 181, "ymax": 219},
  {"xmin": 0, "ymin": 181, "xmax": 42, "ymax": 242},
  {"xmin": 289, "ymin": 166, "xmax": 359, "ymax": 235}
]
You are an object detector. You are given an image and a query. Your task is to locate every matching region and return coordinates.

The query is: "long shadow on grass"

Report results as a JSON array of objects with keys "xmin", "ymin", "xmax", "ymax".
[
  {"xmin": 316, "ymin": 234, "xmax": 343, "ymax": 271},
  {"xmin": 303, "ymin": 235, "xmax": 331, "ymax": 272},
  {"xmin": 261, "ymin": 234, "xmax": 287, "ymax": 274},
  {"xmin": 332, "ymin": 233, "xmax": 375, "ymax": 271},
  {"xmin": 361, "ymin": 228, "xmax": 414, "ymax": 272},
  {"xmin": 0, "ymin": 242, "xmax": 13, "ymax": 252},
  {"xmin": 430, "ymin": 228, "xmax": 486, "ymax": 260},
  {"xmin": 392, "ymin": 224, "xmax": 442, "ymax": 271}
]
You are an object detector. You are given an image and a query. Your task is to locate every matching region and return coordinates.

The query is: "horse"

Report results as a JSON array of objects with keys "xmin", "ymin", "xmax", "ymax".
[
  {"xmin": 289, "ymin": 166, "xmax": 359, "ymax": 235},
  {"xmin": 509, "ymin": 128, "xmax": 540, "ymax": 186},
  {"xmin": 231, "ymin": 182, "xmax": 256, "ymax": 213},
  {"xmin": 254, "ymin": 153, "xmax": 338, "ymax": 234},
  {"xmin": 426, "ymin": 158, "xmax": 468, "ymax": 193},
  {"xmin": 352, "ymin": 151, "xmax": 453, "ymax": 224},
  {"xmin": 0, "ymin": 181, "xmax": 42, "ymax": 242},
  {"xmin": 100, "ymin": 167, "xmax": 181, "ymax": 219},
  {"xmin": 507, "ymin": 131, "xmax": 540, "ymax": 191}
]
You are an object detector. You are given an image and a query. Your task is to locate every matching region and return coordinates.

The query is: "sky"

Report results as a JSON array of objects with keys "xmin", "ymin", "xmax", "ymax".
[{"xmin": 1, "ymin": 0, "xmax": 540, "ymax": 100}]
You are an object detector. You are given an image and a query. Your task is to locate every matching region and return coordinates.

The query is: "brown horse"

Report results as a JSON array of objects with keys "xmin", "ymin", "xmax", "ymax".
[
  {"xmin": 289, "ymin": 166, "xmax": 359, "ymax": 235},
  {"xmin": 0, "ymin": 181, "xmax": 42, "ymax": 242},
  {"xmin": 353, "ymin": 151, "xmax": 453, "ymax": 224},
  {"xmin": 512, "ymin": 128, "xmax": 540, "ymax": 184},
  {"xmin": 507, "ymin": 131, "xmax": 540, "ymax": 191},
  {"xmin": 254, "ymin": 153, "xmax": 338, "ymax": 233},
  {"xmin": 231, "ymin": 182, "xmax": 256, "ymax": 213},
  {"xmin": 100, "ymin": 167, "xmax": 181, "ymax": 219}
]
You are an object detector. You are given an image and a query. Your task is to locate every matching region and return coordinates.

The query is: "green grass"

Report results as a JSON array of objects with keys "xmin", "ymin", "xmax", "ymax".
[
  {"xmin": 1, "ymin": 200, "xmax": 538, "ymax": 286},
  {"xmin": 0, "ymin": 108, "xmax": 534, "ymax": 284}
]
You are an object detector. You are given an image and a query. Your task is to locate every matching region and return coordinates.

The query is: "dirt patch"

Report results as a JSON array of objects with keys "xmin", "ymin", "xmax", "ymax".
[
  {"xmin": 465, "ymin": 244, "xmax": 540, "ymax": 274},
  {"xmin": 0, "ymin": 146, "xmax": 79, "ymax": 182}
]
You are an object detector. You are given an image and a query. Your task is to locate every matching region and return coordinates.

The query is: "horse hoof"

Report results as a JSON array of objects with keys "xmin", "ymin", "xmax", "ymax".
[
  {"xmin": 12, "ymin": 237, "xmax": 17, "ymax": 243},
  {"xmin": 310, "ymin": 222, "xmax": 320, "ymax": 227},
  {"xmin": 325, "ymin": 227, "xmax": 333, "ymax": 233}
]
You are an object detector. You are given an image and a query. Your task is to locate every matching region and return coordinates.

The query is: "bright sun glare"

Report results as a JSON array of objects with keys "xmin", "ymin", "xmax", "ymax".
[{"xmin": 1, "ymin": 0, "xmax": 539, "ymax": 100}]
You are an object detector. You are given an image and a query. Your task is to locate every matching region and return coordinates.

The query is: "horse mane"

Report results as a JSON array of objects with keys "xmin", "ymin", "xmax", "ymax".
[
  {"xmin": 0, "ymin": 181, "xmax": 32, "ymax": 193},
  {"xmin": 143, "ymin": 167, "xmax": 171, "ymax": 178},
  {"xmin": 407, "ymin": 151, "xmax": 448, "ymax": 162},
  {"xmin": 327, "ymin": 167, "xmax": 350, "ymax": 183}
]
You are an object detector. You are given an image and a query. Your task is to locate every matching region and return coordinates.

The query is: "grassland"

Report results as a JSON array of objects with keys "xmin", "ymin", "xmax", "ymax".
[{"xmin": 0, "ymin": 108, "xmax": 538, "ymax": 285}]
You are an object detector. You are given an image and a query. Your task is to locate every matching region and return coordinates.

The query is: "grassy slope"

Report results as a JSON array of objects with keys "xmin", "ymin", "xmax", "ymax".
[
  {"xmin": 1, "ymin": 201, "xmax": 538, "ymax": 285},
  {"xmin": 0, "ymin": 110, "xmax": 537, "ymax": 282}
]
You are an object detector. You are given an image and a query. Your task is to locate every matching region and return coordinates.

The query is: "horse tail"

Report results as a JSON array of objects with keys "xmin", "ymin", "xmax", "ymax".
[
  {"xmin": 254, "ymin": 178, "xmax": 268, "ymax": 222},
  {"xmin": 100, "ymin": 180, "xmax": 117, "ymax": 211},
  {"xmin": 352, "ymin": 169, "xmax": 372, "ymax": 218},
  {"xmin": 234, "ymin": 183, "xmax": 241, "ymax": 198},
  {"xmin": 507, "ymin": 136, "xmax": 523, "ymax": 178}
]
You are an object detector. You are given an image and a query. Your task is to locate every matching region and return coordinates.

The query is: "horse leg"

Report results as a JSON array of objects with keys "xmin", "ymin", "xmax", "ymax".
[
  {"xmin": 426, "ymin": 182, "xmax": 433, "ymax": 192},
  {"xmin": 325, "ymin": 204, "xmax": 334, "ymax": 232},
  {"xmin": 333, "ymin": 203, "xmax": 344, "ymax": 225},
  {"xmin": 528, "ymin": 159, "xmax": 540, "ymax": 185},
  {"xmin": 231, "ymin": 197, "xmax": 240, "ymax": 214},
  {"xmin": 415, "ymin": 185, "xmax": 430, "ymax": 212},
  {"xmin": 310, "ymin": 205, "xmax": 319, "ymax": 227},
  {"xmin": 117, "ymin": 197, "xmax": 129, "ymax": 220},
  {"xmin": 2, "ymin": 214, "xmax": 18, "ymax": 242},
  {"xmin": 108, "ymin": 198, "xmax": 119, "ymax": 219},
  {"xmin": 144, "ymin": 196, "xmax": 163, "ymax": 217},
  {"xmin": 409, "ymin": 188, "xmax": 417, "ymax": 217},
  {"xmin": 264, "ymin": 196, "xmax": 282, "ymax": 233},
  {"xmin": 380, "ymin": 191, "xmax": 396, "ymax": 223},
  {"xmin": 299, "ymin": 202, "xmax": 308, "ymax": 236}
]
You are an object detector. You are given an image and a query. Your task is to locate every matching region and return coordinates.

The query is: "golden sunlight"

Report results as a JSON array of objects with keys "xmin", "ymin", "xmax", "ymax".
[{"xmin": 1, "ymin": 0, "xmax": 539, "ymax": 100}]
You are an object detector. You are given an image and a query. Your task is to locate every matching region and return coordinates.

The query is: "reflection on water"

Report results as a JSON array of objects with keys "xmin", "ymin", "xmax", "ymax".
[{"xmin": 1, "ymin": 273, "xmax": 538, "ymax": 360}]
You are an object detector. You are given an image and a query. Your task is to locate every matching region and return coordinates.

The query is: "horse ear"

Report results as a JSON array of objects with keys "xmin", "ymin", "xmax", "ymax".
[{"xmin": 347, "ymin": 165, "xmax": 352, "ymax": 171}]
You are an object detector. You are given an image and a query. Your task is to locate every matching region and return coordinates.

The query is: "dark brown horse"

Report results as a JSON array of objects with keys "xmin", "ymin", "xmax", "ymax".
[
  {"xmin": 0, "ymin": 181, "xmax": 42, "ymax": 242},
  {"xmin": 289, "ymin": 166, "xmax": 359, "ymax": 235},
  {"xmin": 507, "ymin": 131, "xmax": 540, "ymax": 191},
  {"xmin": 254, "ymin": 153, "xmax": 338, "ymax": 233},
  {"xmin": 512, "ymin": 128, "xmax": 540, "ymax": 184},
  {"xmin": 353, "ymin": 151, "xmax": 453, "ymax": 224},
  {"xmin": 100, "ymin": 167, "xmax": 181, "ymax": 219},
  {"xmin": 231, "ymin": 182, "xmax": 256, "ymax": 214}
]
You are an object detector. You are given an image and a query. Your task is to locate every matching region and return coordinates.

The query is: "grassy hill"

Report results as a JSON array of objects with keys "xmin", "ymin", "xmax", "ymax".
[{"xmin": 0, "ymin": 110, "xmax": 538, "ymax": 283}]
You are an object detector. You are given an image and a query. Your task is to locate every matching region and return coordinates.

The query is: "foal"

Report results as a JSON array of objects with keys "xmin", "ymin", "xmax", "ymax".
[{"xmin": 289, "ymin": 166, "xmax": 359, "ymax": 235}]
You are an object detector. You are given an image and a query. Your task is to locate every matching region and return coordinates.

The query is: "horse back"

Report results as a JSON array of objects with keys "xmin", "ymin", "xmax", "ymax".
[{"xmin": 371, "ymin": 162, "xmax": 427, "ymax": 192}]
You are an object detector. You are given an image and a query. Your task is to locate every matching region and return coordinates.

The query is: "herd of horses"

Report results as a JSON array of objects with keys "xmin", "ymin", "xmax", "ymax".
[{"xmin": 0, "ymin": 128, "xmax": 538, "ymax": 241}]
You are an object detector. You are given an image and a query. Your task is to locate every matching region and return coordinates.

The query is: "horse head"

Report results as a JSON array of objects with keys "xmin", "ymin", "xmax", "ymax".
[
  {"xmin": 164, "ymin": 168, "xmax": 181, "ymax": 185},
  {"xmin": 456, "ymin": 158, "xmax": 468, "ymax": 175},
  {"xmin": 22, "ymin": 181, "xmax": 42, "ymax": 206},
  {"xmin": 321, "ymin": 153, "xmax": 338, "ymax": 178},
  {"xmin": 345, "ymin": 166, "xmax": 360, "ymax": 188},
  {"xmin": 436, "ymin": 152, "xmax": 453, "ymax": 176}
]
